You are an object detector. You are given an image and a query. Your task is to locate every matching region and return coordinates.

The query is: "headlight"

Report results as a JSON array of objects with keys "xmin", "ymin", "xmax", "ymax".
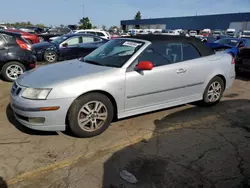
[{"xmin": 22, "ymin": 88, "xmax": 52, "ymax": 100}]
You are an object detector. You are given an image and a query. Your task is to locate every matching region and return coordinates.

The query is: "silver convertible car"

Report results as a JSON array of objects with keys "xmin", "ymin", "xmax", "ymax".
[{"xmin": 10, "ymin": 35, "xmax": 235, "ymax": 137}]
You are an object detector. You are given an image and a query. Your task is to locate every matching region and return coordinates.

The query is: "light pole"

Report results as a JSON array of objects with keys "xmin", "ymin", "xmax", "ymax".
[{"xmin": 82, "ymin": 4, "xmax": 84, "ymax": 18}]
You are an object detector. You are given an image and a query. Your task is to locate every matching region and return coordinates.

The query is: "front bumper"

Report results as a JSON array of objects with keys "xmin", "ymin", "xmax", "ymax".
[{"xmin": 10, "ymin": 88, "xmax": 75, "ymax": 131}]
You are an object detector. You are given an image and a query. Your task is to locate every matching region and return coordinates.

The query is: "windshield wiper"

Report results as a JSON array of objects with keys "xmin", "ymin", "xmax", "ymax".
[
  {"xmin": 84, "ymin": 59, "xmax": 119, "ymax": 68},
  {"xmin": 84, "ymin": 60, "xmax": 104, "ymax": 66}
]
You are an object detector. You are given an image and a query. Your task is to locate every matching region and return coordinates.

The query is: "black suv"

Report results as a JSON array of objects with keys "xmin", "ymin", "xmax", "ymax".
[{"xmin": 0, "ymin": 31, "xmax": 36, "ymax": 81}]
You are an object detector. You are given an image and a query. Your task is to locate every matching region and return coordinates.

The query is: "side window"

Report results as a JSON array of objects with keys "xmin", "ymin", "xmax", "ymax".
[
  {"xmin": 96, "ymin": 32, "xmax": 105, "ymax": 36},
  {"xmin": 86, "ymin": 31, "xmax": 96, "ymax": 35},
  {"xmin": 94, "ymin": 37, "xmax": 102, "ymax": 42},
  {"xmin": 182, "ymin": 43, "xmax": 201, "ymax": 61},
  {"xmin": 66, "ymin": 37, "xmax": 80, "ymax": 46},
  {"xmin": 81, "ymin": 36, "xmax": 95, "ymax": 43},
  {"xmin": 137, "ymin": 42, "xmax": 182, "ymax": 67},
  {"xmin": 164, "ymin": 43, "xmax": 182, "ymax": 63}
]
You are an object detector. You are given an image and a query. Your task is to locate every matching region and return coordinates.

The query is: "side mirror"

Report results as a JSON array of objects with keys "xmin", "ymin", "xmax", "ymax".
[
  {"xmin": 136, "ymin": 61, "xmax": 153, "ymax": 71},
  {"xmin": 62, "ymin": 43, "xmax": 68, "ymax": 47}
]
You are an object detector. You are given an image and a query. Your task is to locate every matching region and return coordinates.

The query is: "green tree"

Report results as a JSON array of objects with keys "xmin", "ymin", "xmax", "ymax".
[
  {"xmin": 134, "ymin": 11, "xmax": 141, "ymax": 20},
  {"xmin": 102, "ymin": 25, "xmax": 107, "ymax": 30},
  {"xmin": 36, "ymin": 24, "xmax": 46, "ymax": 28},
  {"xmin": 78, "ymin": 17, "xmax": 92, "ymax": 29},
  {"xmin": 92, "ymin": 25, "xmax": 97, "ymax": 29}
]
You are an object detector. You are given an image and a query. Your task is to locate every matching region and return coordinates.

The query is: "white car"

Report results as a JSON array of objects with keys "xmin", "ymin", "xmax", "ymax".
[
  {"xmin": 239, "ymin": 30, "xmax": 250, "ymax": 38},
  {"xmin": 73, "ymin": 29, "xmax": 110, "ymax": 40},
  {"xmin": 189, "ymin": 30, "xmax": 197, "ymax": 36}
]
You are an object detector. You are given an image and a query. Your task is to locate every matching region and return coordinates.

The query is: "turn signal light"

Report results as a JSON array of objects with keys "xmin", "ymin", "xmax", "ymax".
[{"xmin": 39, "ymin": 106, "xmax": 60, "ymax": 111}]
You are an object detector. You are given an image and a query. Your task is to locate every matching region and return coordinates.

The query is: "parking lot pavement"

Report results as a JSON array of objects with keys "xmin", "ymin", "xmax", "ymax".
[{"xmin": 0, "ymin": 76, "xmax": 250, "ymax": 188}]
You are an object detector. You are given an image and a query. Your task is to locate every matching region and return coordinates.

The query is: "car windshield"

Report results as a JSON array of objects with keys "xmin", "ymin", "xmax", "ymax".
[
  {"xmin": 51, "ymin": 35, "xmax": 69, "ymax": 44},
  {"xmin": 81, "ymin": 39, "xmax": 144, "ymax": 68},
  {"xmin": 243, "ymin": 31, "xmax": 250, "ymax": 35},
  {"xmin": 214, "ymin": 38, "xmax": 239, "ymax": 46}
]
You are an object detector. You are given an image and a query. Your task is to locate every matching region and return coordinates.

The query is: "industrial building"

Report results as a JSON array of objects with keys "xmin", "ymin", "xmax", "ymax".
[{"xmin": 121, "ymin": 12, "xmax": 250, "ymax": 32}]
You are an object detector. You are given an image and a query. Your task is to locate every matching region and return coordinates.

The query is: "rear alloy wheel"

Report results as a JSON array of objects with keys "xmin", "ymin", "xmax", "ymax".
[
  {"xmin": 68, "ymin": 93, "xmax": 114, "ymax": 138},
  {"xmin": 200, "ymin": 76, "xmax": 224, "ymax": 106},
  {"xmin": 44, "ymin": 51, "xmax": 58, "ymax": 63},
  {"xmin": 1, "ymin": 61, "xmax": 25, "ymax": 82}
]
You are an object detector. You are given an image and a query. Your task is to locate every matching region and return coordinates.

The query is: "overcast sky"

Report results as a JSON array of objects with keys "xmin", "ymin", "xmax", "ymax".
[{"xmin": 1, "ymin": 0, "xmax": 250, "ymax": 27}]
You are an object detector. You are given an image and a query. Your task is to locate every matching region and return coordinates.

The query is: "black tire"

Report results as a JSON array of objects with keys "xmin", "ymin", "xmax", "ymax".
[
  {"xmin": 1, "ymin": 61, "xmax": 26, "ymax": 82},
  {"xmin": 67, "ymin": 93, "xmax": 114, "ymax": 138},
  {"xmin": 44, "ymin": 51, "xmax": 58, "ymax": 63},
  {"xmin": 198, "ymin": 76, "xmax": 225, "ymax": 106}
]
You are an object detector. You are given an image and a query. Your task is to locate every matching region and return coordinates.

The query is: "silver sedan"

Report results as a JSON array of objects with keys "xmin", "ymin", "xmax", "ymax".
[{"xmin": 10, "ymin": 35, "xmax": 235, "ymax": 137}]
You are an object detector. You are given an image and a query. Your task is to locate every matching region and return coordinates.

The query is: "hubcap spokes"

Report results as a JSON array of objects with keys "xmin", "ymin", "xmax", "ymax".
[
  {"xmin": 207, "ymin": 81, "xmax": 221, "ymax": 102},
  {"xmin": 78, "ymin": 101, "xmax": 108, "ymax": 132},
  {"xmin": 46, "ymin": 53, "xmax": 56, "ymax": 62},
  {"xmin": 6, "ymin": 65, "xmax": 23, "ymax": 79}
]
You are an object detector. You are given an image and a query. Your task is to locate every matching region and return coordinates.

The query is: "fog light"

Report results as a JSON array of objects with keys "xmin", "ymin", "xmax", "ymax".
[{"xmin": 28, "ymin": 117, "xmax": 45, "ymax": 124}]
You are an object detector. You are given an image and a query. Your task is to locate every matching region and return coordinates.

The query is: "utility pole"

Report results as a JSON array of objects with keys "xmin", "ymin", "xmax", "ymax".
[{"xmin": 82, "ymin": 4, "xmax": 84, "ymax": 18}]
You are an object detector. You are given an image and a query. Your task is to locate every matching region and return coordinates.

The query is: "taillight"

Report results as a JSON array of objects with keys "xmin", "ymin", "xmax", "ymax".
[
  {"xmin": 231, "ymin": 55, "xmax": 235, "ymax": 64},
  {"xmin": 29, "ymin": 63, "xmax": 36, "ymax": 68},
  {"xmin": 16, "ymin": 39, "xmax": 31, "ymax": 51}
]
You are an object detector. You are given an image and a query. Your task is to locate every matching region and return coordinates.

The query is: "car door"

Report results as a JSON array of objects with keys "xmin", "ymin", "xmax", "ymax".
[
  {"xmin": 0, "ymin": 34, "xmax": 8, "ymax": 64},
  {"xmin": 77, "ymin": 36, "xmax": 102, "ymax": 57},
  {"xmin": 125, "ymin": 42, "xmax": 190, "ymax": 111},
  {"xmin": 175, "ymin": 43, "xmax": 213, "ymax": 98},
  {"xmin": 59, "ymin": 36, "xmax": 82, "ymax": 60}
]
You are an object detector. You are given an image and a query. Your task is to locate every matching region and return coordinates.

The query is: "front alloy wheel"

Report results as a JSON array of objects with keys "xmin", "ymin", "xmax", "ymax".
[
  {"xmin": 68, "ymin": 93, "xmax": 114, "ymax": 138},
  {"xmin": 44, "ymin": 51, "xmax": 57, "ymax": 63},
  {"xmin": 77, "ymin": 101, "xmax": 108, "ymax": 132}
]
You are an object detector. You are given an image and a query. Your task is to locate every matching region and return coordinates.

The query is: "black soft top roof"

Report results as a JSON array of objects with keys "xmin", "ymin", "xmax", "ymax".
[{"xmin": 125, "ymin": 35, "xmax": 215, "ymax": 57}]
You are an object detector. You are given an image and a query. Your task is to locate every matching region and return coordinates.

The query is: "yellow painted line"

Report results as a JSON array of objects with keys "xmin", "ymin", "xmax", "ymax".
[
  {"xmin": 6, "ymin": 113, "xmax": 219, "ymax": 185},
  {"xmin": 6, "ymin": 133, "xmax": 153, "ymax": 185}
]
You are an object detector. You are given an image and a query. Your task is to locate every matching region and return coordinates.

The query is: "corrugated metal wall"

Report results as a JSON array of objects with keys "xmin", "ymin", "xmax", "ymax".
[{"xmin": 121, "ymin": 13, "xmax": 250, "ymax": 30}]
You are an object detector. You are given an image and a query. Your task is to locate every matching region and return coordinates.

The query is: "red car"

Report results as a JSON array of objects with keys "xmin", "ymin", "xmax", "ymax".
[{"xmin": 5, "ymin": 29, "xmax": 40, "ymax": 44}]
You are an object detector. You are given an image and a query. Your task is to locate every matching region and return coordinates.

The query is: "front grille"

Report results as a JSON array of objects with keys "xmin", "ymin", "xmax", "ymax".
[{"xmin": 11, "ymin": 82, "xmax": 22, "ymax": 96}]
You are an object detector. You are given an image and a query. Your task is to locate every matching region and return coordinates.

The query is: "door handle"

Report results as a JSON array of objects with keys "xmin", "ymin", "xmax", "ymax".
[{"xmin": 176, "ymin": 68, "xmax": 186, "ymax": 74}]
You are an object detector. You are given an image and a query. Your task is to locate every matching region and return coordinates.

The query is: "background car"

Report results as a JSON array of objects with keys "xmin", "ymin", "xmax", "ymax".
[
  {"xmin": 5, "ymin": 29, "xmax": 40, "ymax": 44},
  {"xmin": 19, "ymin": 26, "xmax": 44, "ymax": 34},
  {"xmin": 234, "ymin": 38, "xmax": 250, "ymax": 73},
  {"xmin": 37, "ymin": 27, "xmax": 72, "ymax": 42},
  {"xmin": 0, "ymin": 31, "xmax": 36, "ymax": 81},
  {"xmin": 189, "ymin": 30, "xmax": 197, "ymax": 36},
  {"xmin": 72, "ymin": 29, "xmax": 111, "ymax": 40},
  {"xmin": 32, "ymin": 33, "xmax": 108, "ymax": 63},
  {"xmin": 239, "ymin": 30, "xmax": 250, "ymax": 38}
]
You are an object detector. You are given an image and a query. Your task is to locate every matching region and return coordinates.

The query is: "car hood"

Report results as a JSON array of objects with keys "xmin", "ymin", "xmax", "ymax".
[
  {"xmin": 32, "ymin": 41, "xmax": 55, "ymax": 50},
  {"xmin": 17, "ymin": 59, "xmax": 114, "ymax": 88}
]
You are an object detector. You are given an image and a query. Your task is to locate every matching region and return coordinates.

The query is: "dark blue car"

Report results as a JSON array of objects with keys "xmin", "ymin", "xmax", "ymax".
[
  {"xmin": 32, "ymin": 33, "xmax": 108, "ymax": 63},
  {"xmin": 204, "ymin": 38, "xmax": 250, "ymax": 56}
]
